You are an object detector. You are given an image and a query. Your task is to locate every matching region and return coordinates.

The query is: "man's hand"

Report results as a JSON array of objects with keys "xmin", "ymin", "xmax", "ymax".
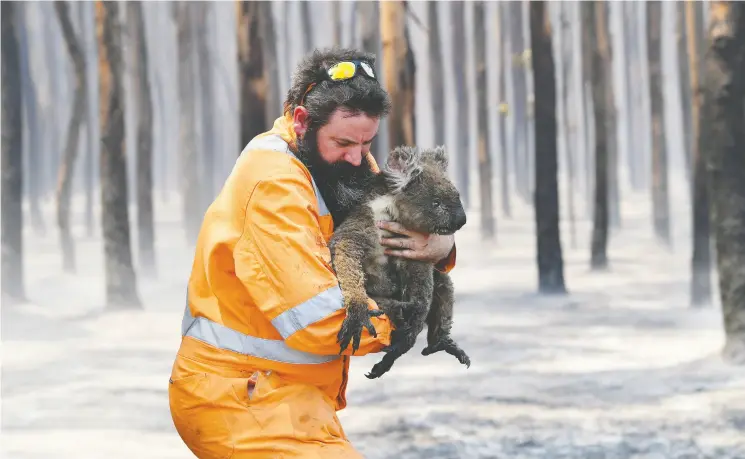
[{"xmin": 377, "ymin": 221, "xmax": 455, "ymax": 264}]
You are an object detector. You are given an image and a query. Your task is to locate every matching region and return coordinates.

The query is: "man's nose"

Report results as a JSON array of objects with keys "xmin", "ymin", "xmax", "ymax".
[{"xmin": 343, "ymin": 147, "xmax": 363, "ymax": 166}]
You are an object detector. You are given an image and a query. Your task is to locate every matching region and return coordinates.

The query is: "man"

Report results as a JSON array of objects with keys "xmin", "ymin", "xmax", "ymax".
[{"xmin": 168, "ymin": 48, "xmax": 457, "ymax": 458}]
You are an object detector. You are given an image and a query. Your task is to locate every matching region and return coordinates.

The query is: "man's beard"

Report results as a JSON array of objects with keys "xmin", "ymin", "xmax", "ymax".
[{"xmin": 294, "ymin": 127, "xmax": 376, "ymax": 224}]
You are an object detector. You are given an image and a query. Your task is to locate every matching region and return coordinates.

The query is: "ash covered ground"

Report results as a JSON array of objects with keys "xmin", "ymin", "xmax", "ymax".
[{"xmin": 2, "ymin": 193, "xmax": 745, "ymax": 459}]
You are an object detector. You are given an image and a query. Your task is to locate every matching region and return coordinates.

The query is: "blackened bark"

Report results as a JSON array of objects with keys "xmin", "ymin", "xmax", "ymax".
[
  {"xmin": 16, "ymin": 4, "xmax": 46, "ymax": 235},
  {"xmin": 1, "ymin": 1, "xmax": 26, "ymax": 304},
  {"xmin": 195, "ymin": 3, "xmax": 215, "ymax": 212},
  {"xmin": 473, "ymin": 1, "xmax": 494, "ymax": 240},
  {"xmin": 55, "ymin": 1, "xmax": 86, "ymax": 273},
  {"xmin": 300, "ymin": 0, "xmax": 313, "ymax": 54},
  {"xmin": 358, "ymin": 1, "xmax": 384, "ymax": 164},
  {"xmin": 258, "ymin": 2, "xmax": 280, "ymax": 122},
  {"xmin": 428, "ymin": 2, "xmax": 445, "ymax": 147},
  {"xmin": 689, "ymin": 0, "xmax": 712, "ymax": 307},
  {"xmin": 704, "ymin": 2, "xmax": 745, "ymax": 363},
  {"xmin": 381, "ymin": 1, "xmax": 416, "ymax": 150},
  {"xmin": 237, "ymin": 0, "xmax": 267, "ymax": 148},
  {"xmin": 679, "ymin": 2, "xmax": 694, "ymax": 181},
  {"xmin": 174, "ymin": 2, "xmax": 201, "ymax": 243},
  {"xmin": 450, "ymin": 2, "xmax": 470, "ymax": 206},
  {"xmin": 129, "ymin": 1, "xmax": 155, "ymax": 275},
  {"xmin": 559, "ymin": 3, "xmax": 575, "ymax": 248},
  {"xmin": 604, "ymin": 4, "xmax": 620, "ymax": 229},
  {"xmin": 531, "ymin": 1, "xmax": 566, "ymax": 294},
  {"xmin": 97, "ymin": 0, "xmax": 141, "ymax": 309},
  {"xmin": 647, "ymin": 1, "xmax": 672, "ymax": 246},
  {"xmin": 498, "ymin": 1, "xmax": 511, "ymax": 219},
  {"xmin": 589, "ymin": 1, "xmax": 609, "ymax": 271},
  {"xmin": 512, "ymin": 2, "xmax": 530, "ymax": 203}
]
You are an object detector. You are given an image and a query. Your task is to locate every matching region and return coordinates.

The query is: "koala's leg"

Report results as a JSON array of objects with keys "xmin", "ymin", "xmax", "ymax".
[
  {"xmin": 421, "ymin": 271, "xmax": 470, "ymax": 368},
  {"xmin": 330, "ymin": 239, "xmax": 384, "ymax": 355},
  {"xmin": 366, "ymin": 320, "xmax": 426, "ymax": 379}
]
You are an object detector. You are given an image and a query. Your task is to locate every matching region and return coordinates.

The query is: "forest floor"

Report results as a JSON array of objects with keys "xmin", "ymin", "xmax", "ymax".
[{"xmin": 2, "ymin": 191, "xmax": 745, "ymax": 459}]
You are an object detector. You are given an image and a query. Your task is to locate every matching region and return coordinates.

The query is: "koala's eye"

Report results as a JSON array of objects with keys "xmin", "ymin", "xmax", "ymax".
[{"xmin": 433, "ymin": 199, "xmax": 441, "ymax": 207}]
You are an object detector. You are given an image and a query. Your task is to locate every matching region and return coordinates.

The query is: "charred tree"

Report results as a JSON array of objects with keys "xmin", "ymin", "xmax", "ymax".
[
  {"xmin": 332, "ymin": 0, "xmax": 342, "ymax": 46},
  {"xmin": 450, "ymin": 1, "xmax": 470, "ymax": 206},
  {"xmin": 428, "ymin": 2, "xmax": 445, "ymax": 147},
  {"xmin": 258, "ymin": 2, "xmax": 280, "ymax": 122},
  {"xmin": 647, "ymin": 1, "xmax": 672, "ymax": 246},
  {"xmin": 1, "ymin": 1, "xmax": 26, "ymax": 304},
  {"xmin": 604, "ymin": 3, "xmax": 620, "ymax": 229},
  {"xmin": 358, "ymin": 1, "xmax": 384, "ymax": 164},
  {"xmin": 174, "ymin": 2, "xmax": 201, "ymax": 243},
  {"xmin": 16, "ymin": 3, "xmax": 46, "ymax": 235},
  {"xmin": 96, "ymin": 0, "xmax": 141, "ymax": 308},
  {"xmin": 381, "ymin": 1, "xmax": 416, "ymax": 149},
  {"xmin": 705, "ymin": 2, "xmax": 745, "ymax": 362},
  {"xmin": 128, "ymin": 1, "xmax": 155, "ymax": 275},
  {"xmin": 511, "ymin": 2, "xmax": 530, "ymax": 203},
  {"xmin": 237, "ymin": 0, "xmax": 267, "ymax": 148},
  {"xmin": 473, "ymin": 1, "xmax": 495, "ymax": 240},
  {"xmin": 54, "ymin": 1, "xmax": 86, "ymax": 273},
  {"xmin": 679, "ymin": 2, "xmax": 694, "ymax": 180},
  {"xmin": 195, "ymin": 3, "xmax": 216, "ymax": 211},
  {"xmin": 589, "ymin": 1, "xmax": 610, "ymax": 270},
  {"xmin": 300, "ymin": 0, "xmax": 313, "ymax": 54},
  {"xmin": 688, "ymin": 0, "xmax": 712, "ymax": 307},
  {"xmin": 531, "ymin": 1, "xmax": 566, "ymax": 294},
  {"xmin": 498, "ymin": 2, "xmax": 512, "ymax": 219},
  {"xmin": 558, "ymin": 3, "xmax": 576, "ymax": 248}
]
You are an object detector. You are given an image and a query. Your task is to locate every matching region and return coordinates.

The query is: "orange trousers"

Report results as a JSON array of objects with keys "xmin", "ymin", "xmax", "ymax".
[{"xmin": 168, "ymin": 354, "xmax": 364, "ymax": 458}]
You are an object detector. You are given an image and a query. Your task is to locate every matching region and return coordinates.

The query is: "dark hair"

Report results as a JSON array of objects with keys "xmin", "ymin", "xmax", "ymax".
[{"xmin": 284, "ymin": 47, "xmax": 392, "ymax": 129}]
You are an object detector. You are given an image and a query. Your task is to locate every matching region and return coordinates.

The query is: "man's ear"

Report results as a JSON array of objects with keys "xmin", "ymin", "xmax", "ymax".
[
  {"xmin": 384, "ymin": 146, "xmax": 422, "ymax": 192},
  {"xmin": 293, "ymin": 106, "xmax": 310, "ymax": 138}
]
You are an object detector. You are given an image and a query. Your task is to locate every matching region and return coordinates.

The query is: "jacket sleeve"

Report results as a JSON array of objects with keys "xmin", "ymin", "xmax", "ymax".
[
  {"xmin": 234, "ymin": 174, "xmax": 392, "ymax": 356},
  {"xmin": 434, "ymin": 244, "xmax": 457, "ymax": 273}
]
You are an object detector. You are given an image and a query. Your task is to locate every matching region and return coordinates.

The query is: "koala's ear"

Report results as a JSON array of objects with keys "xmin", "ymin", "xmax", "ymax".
[
  {"xmin": 428, "ymin": 145, "xmax": 449, "ymax": 171},
  {"xmin": 384, "ymin": 146, "xmax": 422, "ymax": 192}
]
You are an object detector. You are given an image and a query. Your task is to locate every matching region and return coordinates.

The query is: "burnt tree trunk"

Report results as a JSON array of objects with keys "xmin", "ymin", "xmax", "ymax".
[
  {"xmin": 174, "ymin": 2, "xmax": 201, "ymax": 243},
  {"xmin": 704, "ymin": 1, "xmax": 745, "ymax": 363},
  {"xmin": 688, "ymin": 0, "xmax": 712, "ymax": 307},
  {"xmin": 332, "ymin": 0, "xmax": 342, "ymax": 46},
  {"xmin": 428, "ymin": 2, "xmax": 445, "ymax": 147},
  {"xmin": 647, "ymin": 1, "xmax": 672, "ymax": 246},
  {"xmin": 54, "ymin": 1, "xmax": 86, "ymax": 273},
  {"xmin": 358, "ymin": 1, "xmax": 384, "ymax": 163},
  {"xmin": 559, "ymin": 2, "xmax": 576, "ymax": 248},
  {"xmin": 450, "ymin": 2, "xmax": 470, "ymax": 206},
  {"xmin": 589, "ymin": 1, "xmax": 610, "ymax": 271},
  {"xmin": 258, "ymin": 2, "xmax": 280, "ymax": 122},
  {"xmin": 300, "ymin": 0, "xmax": 313, "ymax": 54},
  {"xmin": 16, "ymin": 3, "xmax": 46, "ymax": 236},
  {"xmin": 473, "ymin": 1, "xmax": 495, "ymax": 240},
  {"xmin": 129, "ymin": 1, "xmax": 155, "ymax": 274},
  {"xmin": 604, "ymin": 3, "xmax": 620, "ymax": 229},
  {"xmin": 679, "ymin": 2, "xmax": 694, "ymax": 181},
  {"xmin": 96, "ymin": 0, "xmax": 141, "ymax": 309},
  {"xmin": 531, "ymin": 1, "xmax": 566, "ymax": 294},
  {"xmin": 498, "ymin": 1, "xmax": 511, "ymax": 219},
  {"xmin": 512, "ymin": 2, "xmax": 530, "ymax": 203},
  {"xmin": 381, "ymin": 1, "xmax": 416, "ymax": 150},
  {"xmin": 237, "ymin": 0, "xmax": 267, "ymax": 147},
  {"xmin": 1, "ymin": 1, "xmax": 26, "ymax": 304},
  {"xmin": 195, "ymin": 3, "xmax": 215, "ymax": 211}
]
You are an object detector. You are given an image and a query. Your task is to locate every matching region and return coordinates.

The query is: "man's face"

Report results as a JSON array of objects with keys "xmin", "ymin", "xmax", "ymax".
[
  {"xmin": 293, "ymin": 107, "xmax": 380, "ymax": 221},
  {"xmin": 315, "ymin": 109, "xmax": 380, "ymax": 167}
]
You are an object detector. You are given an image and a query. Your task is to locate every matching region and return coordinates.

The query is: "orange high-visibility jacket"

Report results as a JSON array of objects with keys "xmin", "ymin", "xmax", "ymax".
[{"xmin": 173, "ymin": 115, "xmax": 457, "ymax": 410}]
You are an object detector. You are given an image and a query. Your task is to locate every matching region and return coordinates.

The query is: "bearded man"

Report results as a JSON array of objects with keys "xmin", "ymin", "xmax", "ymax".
[{"xmin": 168, "ymin": 48, "xmax": 457, "ymax": 458}]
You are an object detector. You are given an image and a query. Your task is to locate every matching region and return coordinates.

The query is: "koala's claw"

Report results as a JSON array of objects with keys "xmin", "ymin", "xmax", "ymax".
[
  {"xmin": 422, "ymin": 337, "xmax": 471, "ymax": 368},
  {"xmin": 337, "ymin": 307, "xmax": 385, "ymax": 355}
]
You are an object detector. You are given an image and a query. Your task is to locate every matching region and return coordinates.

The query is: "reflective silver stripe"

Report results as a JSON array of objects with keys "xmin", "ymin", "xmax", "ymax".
[
  {"xmin": 181, "ymin": 302, "xmax": 339, "ymax": 365},
  {"xmin": 241, "ymin": 134, "xmax": 330, "ymax": 217},
  {"xmin": 271, "ymin": 285, "xmax": 344, "ymax": 339}
]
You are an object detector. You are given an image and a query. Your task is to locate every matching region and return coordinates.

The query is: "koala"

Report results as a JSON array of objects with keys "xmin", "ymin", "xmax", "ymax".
[{"xmin": 329, "ymin": 145, "xmax": 470, "ymax": 379}]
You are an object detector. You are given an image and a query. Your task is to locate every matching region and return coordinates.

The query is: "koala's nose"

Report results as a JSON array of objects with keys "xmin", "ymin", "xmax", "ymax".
[{"xmin": 454, "ymin": 207, "xmax": 467, "ymax": 230}]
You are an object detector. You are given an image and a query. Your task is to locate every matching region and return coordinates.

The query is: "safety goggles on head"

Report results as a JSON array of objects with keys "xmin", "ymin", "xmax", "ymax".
[{"xmin": 300, "ymin": 60, "xmax": 377, "ymax": 106}]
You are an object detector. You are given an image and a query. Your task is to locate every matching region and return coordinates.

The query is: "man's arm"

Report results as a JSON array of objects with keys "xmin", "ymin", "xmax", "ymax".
[{"xmin": 234, "ymin": 174, "xmax": 392, "ymax": 356}]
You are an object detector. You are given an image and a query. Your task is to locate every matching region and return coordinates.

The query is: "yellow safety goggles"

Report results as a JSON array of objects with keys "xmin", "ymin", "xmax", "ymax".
[{"xmin": 300, "ymin": 60, "xmax": 377, "ymax": 106}]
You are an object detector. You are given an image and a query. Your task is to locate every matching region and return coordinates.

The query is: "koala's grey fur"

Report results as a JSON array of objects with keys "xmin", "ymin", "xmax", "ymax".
[{"xmin": 329, "ymin": 145, "xmax": 470, "ymax": 379}]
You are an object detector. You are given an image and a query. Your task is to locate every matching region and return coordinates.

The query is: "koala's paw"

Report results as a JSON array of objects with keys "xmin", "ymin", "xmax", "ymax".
[
  {"xmin": 421, "ymin": 336, "xmax": 471, "ymax": 368},
  {"xmin": 337, "ymin": 302, "xmax": 385, "ymax": 355}
]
